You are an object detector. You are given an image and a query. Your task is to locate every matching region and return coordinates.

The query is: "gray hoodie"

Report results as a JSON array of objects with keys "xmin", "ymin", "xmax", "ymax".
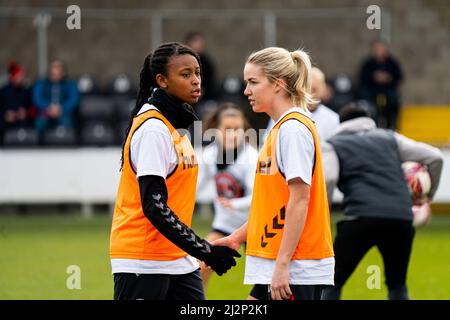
[{"xmin": 323, "ymin": 117, "xmax": 444, "ymax": 206}]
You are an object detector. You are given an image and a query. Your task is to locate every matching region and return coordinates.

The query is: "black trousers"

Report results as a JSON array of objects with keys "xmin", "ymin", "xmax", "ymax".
[
  {"xmin": 361, "ymin": 88, "xmax": 400, "ymax": 130},
  {"xmin": 322, "ymin": 217, "xmax": 415, "ymax": 300},
  {"xmin": 113, "ymin": 269, "xmax": 205, "ymax": 300},
  {"xmin": 250, "ymin": 284, "xmax": 327, "ymax": 300}
]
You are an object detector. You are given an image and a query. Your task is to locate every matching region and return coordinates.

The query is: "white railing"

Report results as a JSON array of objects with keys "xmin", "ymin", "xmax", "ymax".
[{"xmin": 0, "ymin": 148, "xmax": 448, "ymax": 209}]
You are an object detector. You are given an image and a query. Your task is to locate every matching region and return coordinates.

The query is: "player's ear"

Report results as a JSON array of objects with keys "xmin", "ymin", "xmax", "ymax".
[
  {"xmin": 274, "ymin": 78, "xmax": 286, "ymax": 94},
  {"xmin": 155, "ymin": 73, "xmax": 168, "ymax": 89}
]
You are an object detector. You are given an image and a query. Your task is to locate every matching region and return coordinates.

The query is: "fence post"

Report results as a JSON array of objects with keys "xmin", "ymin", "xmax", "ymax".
[
  {"xmin": 264, "ymin": 11, "xmax": 277, "ymax": 47},
  {"xmin": 151, "ymin": 12, "xmax": 162, "ymax": 50},
  {"xmin": 33, "ymin": 12, "xmax": 51, "ymax": 77}
]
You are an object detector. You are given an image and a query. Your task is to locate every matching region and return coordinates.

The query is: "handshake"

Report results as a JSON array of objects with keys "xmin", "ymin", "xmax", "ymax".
[{"xmin": 201, "ymin": 244, "xmax": 241, "ymax": 276}]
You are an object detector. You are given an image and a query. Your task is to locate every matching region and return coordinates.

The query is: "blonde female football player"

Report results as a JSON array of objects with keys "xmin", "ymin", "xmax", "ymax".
[
  {"xmin": 110, "ymin": 42, "xmax": 240, "ymax": 300},
  {"xmin": 214, "ymin": 47, "xmax": 335, "ymax": 300},
  {"xmin": 197, "ymin": 102, "xmax": 258, "ymax": 291}
]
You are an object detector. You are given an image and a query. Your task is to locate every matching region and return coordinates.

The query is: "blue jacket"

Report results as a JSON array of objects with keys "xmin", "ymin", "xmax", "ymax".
[{"xmin": 32, "ymin": 78, "xmax": 79, "ymax": 115}]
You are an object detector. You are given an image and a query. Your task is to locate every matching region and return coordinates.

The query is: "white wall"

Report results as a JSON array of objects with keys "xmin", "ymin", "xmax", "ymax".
[
  {"xmin": 0, "ymin": 148, "xmax": 448, "ymax": 205},
  {"xmin": 0, "ymin": 148, "xmax": 121, "ymax": 204}
]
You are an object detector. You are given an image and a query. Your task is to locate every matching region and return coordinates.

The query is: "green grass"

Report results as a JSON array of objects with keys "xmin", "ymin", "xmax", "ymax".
[{"xmin": 0, "ymin": 211, "xmax": 449, "ymax": 300}]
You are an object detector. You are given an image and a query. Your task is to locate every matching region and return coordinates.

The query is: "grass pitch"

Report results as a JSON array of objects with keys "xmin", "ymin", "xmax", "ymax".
[{"xmin": 0, "ymin": 211, "xmax": 449, "ymax": 300}]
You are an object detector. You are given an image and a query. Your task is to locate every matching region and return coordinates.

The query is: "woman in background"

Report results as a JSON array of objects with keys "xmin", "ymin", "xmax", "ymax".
[{"xmin": 198, "ymin": 103, "xmax": 258, "ymax": 291}]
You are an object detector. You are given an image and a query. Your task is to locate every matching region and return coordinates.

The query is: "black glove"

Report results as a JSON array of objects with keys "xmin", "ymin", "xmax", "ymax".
[{"xmin": 202, "ymin": 245, "xmax": 241, "ymax": 276}]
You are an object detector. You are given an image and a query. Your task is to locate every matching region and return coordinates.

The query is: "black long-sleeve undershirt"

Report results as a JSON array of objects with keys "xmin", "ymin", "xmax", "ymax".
[{"xmin": 138, "ymin": 175, "xmax": 239, "ymax": 275}]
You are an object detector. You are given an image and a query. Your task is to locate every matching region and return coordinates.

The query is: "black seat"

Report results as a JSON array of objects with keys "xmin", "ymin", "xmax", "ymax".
[
  {"xmin": 80, "ymin": 121, "xmax": 115, "ymax": 146},
  {"xmin": 3, "ymin": 127, "xmax": 39, "ymax": 147},
  {"xmin": 77, "ymin": 74, "xmax": 100, "ymax": 95},
  {"xmin": 115, "ymin": 97, "xmax": 136, "ymax": 121},
  {"xmin": 115, "ymin": 120, "xmax": 130, "ymax": 145},
  {"xmin": 223, "ymin": 76, "xmax": 243, "ymax": 95},
  {"xmin": 79, "ymin": 95, "xmax": 115, "ymax": 122},
  {"xmin": 194, "ymin": 99, "xmax": 218, "ymax": 121},
  {"xmin": 331, "ymin": 73, "xmax": 355, "ymax": 111},
  {"xmin": 42, "ymin": 126, "xmax": 77, "ymax": 147},
  {"xmin": 217, "ymin": 75, "xmax": 247, "ymax": 106},
  {"xmin": 104, "ymin": 74, "xmax": 136, "ymax": 97}
]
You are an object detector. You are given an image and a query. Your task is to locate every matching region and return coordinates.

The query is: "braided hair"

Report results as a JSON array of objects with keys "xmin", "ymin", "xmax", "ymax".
[{"xmin": 120, "ymin": 42, "xmax": 200, "ymax": 170}]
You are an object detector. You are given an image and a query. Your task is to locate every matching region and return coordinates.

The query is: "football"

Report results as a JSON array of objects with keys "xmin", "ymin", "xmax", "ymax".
[
  {"xmin": 402, "ymin": 161, "xmax": 431, "ymax": 202},
  {"xmin": 402, "ymin": 161, "xmax": 433, "ymax": 227}
]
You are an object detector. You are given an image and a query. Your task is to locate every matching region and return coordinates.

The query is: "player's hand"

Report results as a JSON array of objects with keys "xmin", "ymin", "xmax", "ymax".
[
  {"xmin": 414, "ymin": 196, "xmax": 429, "ymax": 206},
  {"xmin": 271, "ymin": 264, "xmax": 292, "ymax": 300},
  {"xmin": 212, "ymin": 234, "xmax": 241, "ymax": 251},
  {"xmin": 412, "ymin": 202, "xmax": 432, "ymax": 227},
  {"xmin": 203, "ymin": 245, "xmax": 241, "ymax": 276},
  {"xmin": 217, "ymin": 197, "xmax": 233, "ymax": 210},
  {"xmin": 199, "ymin": 260, "xmax": 211, "ymax": 271}
]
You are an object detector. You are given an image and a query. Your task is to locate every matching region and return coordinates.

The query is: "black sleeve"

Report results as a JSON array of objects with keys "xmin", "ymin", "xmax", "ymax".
[{"xmin": 138, "ymin": 174, "xmax": 240, "ymax": 275}]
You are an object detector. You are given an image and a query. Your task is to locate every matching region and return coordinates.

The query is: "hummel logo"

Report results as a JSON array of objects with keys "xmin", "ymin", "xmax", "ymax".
[{"xmin": 261, "ymin": 206, "xmax": 286, "ymax": 248}]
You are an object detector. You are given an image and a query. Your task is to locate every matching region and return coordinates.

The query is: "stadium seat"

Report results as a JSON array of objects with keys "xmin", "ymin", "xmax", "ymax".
[
  {"xmin": 195, "ymin": 99, "xmax": 218, "ymax": 121},
  {"xmin": 222, "ymin": 75, "xmax": 243, "ymax": 95},
  {"xmin": 3, "ymin": 127, "xmax": 39, "ymax": 147},
  {"xmin": 42, "ymin": 126, "xmax": 77, "ymax": 147},
  {"xmin": 77, "ymin": 74, "xmax": 100, "ymax": 95},
  {"xmin": 80, "ymin": 121, "xmax": 115, "ymax": 146},
  {"xmin": 116, "ymin": 120, "xmax": 130, "ymax": 145},
  {"xmin": 115, "ymin": 97, "xmax": 136, "ymax": 121},
  {"xmin": 217, "ymin": 75, "xmax": 247, "ymax": 106},
  {"xmin": 331, "ymin": 73, "xmax": 355, "ymax": 111},
  {"xmin": 105, "ymin": 74, "xmax": 136, "ymax": 96},
  {"xmin": 79, "ymin": 95, "xmax": 115, "ymax": 122}
]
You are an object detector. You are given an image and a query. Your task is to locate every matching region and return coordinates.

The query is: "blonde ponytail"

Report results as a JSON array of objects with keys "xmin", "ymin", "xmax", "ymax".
[
  {"xmin": 247, "ymin": 47, "xmax": 317, "ymax": 112},
  {"xmin": 290, "ymin": 50, "xmax": 317, "ymax": 111}
]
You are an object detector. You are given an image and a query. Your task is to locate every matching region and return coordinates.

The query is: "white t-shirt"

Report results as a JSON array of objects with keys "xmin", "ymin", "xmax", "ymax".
[
  {"xmin": 244, "ymin": 107, "xmax": 335, "ymax": 285},
  {"xmin": 311, "ymin": 104, "xmax": 340, "ymax": 143},
  {"xmin": 111, "ymin": 104, "xmax": 199, "ymax": 275},
  {"xmin": 197, "ymin": 142, "xmax": 259, "ymax": 234},
  {"xmin": 265, "ymin": 103, "xmax": 339, "ymax": 145}
]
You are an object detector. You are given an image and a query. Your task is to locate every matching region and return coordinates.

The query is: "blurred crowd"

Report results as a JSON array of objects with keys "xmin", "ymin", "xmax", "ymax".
[{"xmin": 0, "ymin": 36, "xmax": 406, "ymax": 148}]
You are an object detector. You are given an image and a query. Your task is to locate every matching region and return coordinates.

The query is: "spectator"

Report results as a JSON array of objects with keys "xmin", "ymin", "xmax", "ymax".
[
  {"xmin": 0, "ymin": 61, "xmax": 34, "ymax": 143},
  {"xmin": 359, "ymin": 40, "xmax": 403, "ymax": 130},
  {"xmin": 185, "ymin": 32, "xmax": 218, "ymax": 101},
  {"xmin": 321, "ymin": 102, "xmax": 443, "ymax": 300},
  {"xmin": 32, "ymin": 59, "xmax": 79, "ymax": 136}
]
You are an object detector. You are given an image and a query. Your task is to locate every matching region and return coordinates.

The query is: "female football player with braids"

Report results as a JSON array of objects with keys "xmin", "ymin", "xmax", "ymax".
[
  {"xmin": 110, "ymin": 42, "xmax": 240, "ymax": 300},
  {"xmin": 214, "ymin": 47, "xmax": 335, "ymax": 300}
]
